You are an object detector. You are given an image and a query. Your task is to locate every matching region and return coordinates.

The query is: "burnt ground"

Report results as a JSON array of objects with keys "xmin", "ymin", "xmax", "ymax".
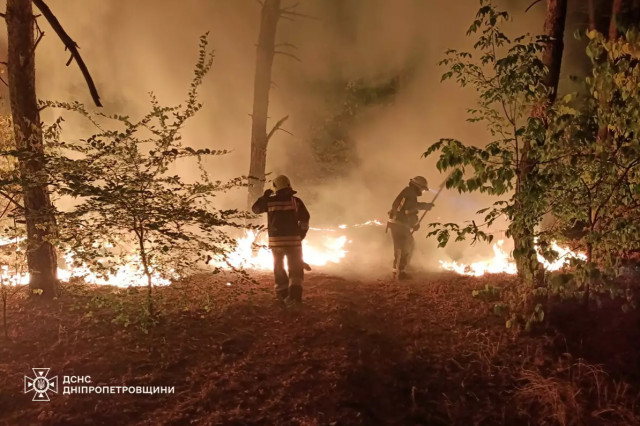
[{"xmin": 1, "ymin": 272, "xmax": 640, "ymax": 425}]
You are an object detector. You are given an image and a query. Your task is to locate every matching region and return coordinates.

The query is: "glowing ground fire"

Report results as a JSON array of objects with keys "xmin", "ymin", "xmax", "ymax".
[
  {"xmin": 1, "ymin": 222, "xmax": 586, "ymax": 286},
  {"xmin": 223, "ymin": 230, "xmax": 348, "ymax": 271},
  {"xmin": 1, "ymin": 236, "xmax": 171, "ymax": 287},
  {"xmin": 439, "ymin": 240, "xmax": 587, "ymax": 277},
  {"xmin": 221, "ymin": 219, "xmax": 386, "ymax": 271}
]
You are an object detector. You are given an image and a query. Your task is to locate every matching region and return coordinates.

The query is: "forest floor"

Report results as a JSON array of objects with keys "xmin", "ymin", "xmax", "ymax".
[{"xmin": 1, "ymin": 271, "xmax": 640, "ymax": 425}]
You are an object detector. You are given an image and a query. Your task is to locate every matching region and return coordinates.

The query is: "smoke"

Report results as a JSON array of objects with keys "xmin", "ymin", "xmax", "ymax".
[{"xmin": 2, "ymin": 0, "xmax": 553, "ymax": 276}]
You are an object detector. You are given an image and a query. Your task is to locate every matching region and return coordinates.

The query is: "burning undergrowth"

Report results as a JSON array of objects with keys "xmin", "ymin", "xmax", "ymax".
[
  {"xmin": 439, "ymin": 239, "xmax": 587, "ymax": 277},
  {"xmin": 1, "ymin": 218, "xmax": 590, "ymax": 289}
]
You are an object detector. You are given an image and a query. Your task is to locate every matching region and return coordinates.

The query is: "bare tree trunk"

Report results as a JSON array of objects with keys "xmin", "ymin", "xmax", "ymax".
[
  {"xmin": 138, "ymin": 238, "xmax": 153, "ymax": 316},
  {"xmin": 6, "ymin": 0, "xmax": 58, "ymax": 298},
  {"xmin": 247, "ymin": 0, "xmax": 281, "ymax": 208},
  {"xmin": 584, "ymin": 242, "xmax": 593, "ymax": 308},
  {"xmin": 2, "ymin": 278, "xmax": 7, "ymax": 339},
  {"xmin": 609, "ymin": 0, "xmax": 624, "ymax": 39},
  {"xmin": 587, "ymin": 0, "xmax": 597, "ymax": 31},
  {"xmin": 542, "ymin": 0, "xmax": 568, "ymax": 103}
]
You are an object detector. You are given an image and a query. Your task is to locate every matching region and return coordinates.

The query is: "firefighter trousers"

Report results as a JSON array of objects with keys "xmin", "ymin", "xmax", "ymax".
[
  {"xmin": 390, "ymin": 223, "xmax": 414, "ymax": 273},
  {"xmin": 272, "ymin": 246, "xmax": 304, "ymax": 301}
]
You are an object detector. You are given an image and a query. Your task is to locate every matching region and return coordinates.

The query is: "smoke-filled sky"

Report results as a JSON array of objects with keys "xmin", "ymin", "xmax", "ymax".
[{"xmin": 2, "ymin": 0, "xmax": 573, "ymax": 273}]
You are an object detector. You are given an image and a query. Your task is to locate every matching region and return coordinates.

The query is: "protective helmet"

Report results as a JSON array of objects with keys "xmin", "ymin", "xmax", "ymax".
[
  {"xmin": 409, "ymin": 175, "xmax": 429, "ymax": 191},
  {"xmin": 273, "ymin": 175, "xmax": 292, "ymax": 191}
]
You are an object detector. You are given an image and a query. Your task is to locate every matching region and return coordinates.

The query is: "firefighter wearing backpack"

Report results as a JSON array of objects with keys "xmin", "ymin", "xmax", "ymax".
[
  {"xmin": 387, "ymin": 176, "xmax": 433, "ymax": 280},
  {"xmin": 252, "ymin": 175, "xmax": 310, "ymax": 305}
]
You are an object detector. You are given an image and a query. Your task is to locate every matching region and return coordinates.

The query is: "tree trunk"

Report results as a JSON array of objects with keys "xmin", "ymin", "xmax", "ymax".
[
  {"xmin": 542, "ymin": 0, "xmax": 568, "ymax": 103},
  {"xmin": 514, "ymin": 0, "xmax": 567, "ymax": 282},
  {"xmin": 609, "ymin": 0, "xmax": 624, "ymax": 39},
  {"xmin": 2, "ymin": 284, "xmax": 7, "ymax": 339},
  {"xmin": 139, "ymin": 242, "xmax": 153, "ymax": 316},
  {"xmin": 247, "ymin": 0, "xmax": 281, "ymax": 208},
  {"xmin": 6, "ymin": 0, "xmax": 58, "ymax": 298},
  {"xmin": 587, "ymin": 0, "xmax": 597, "ymax": 32},
  {"xmin": 584, "ymin": 242, "xmax": 593, "ymax": 308}
]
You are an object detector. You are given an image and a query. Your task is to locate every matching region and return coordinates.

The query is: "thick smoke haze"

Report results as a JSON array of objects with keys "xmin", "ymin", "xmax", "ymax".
[{"xmin": 2, "ymin": 0, "xmax": 551, "ymax": 275}]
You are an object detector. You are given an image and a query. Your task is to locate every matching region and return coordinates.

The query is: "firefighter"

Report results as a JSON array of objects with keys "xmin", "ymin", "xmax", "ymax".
[
  {"xmin": 252, "ymin": 175, "xmax": 310, "ymax": 305},
  {"xmin": 387, "ymin": 176, "xmax": 433, "ymax": 280}
]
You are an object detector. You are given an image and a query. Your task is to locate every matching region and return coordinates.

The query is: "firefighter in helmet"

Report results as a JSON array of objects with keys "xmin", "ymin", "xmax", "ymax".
[
  {"xmin": 252, "ymin": 175, "xmax": 310, "ymax": 305},
  {"xmin": 387, "ymin": 176, "xmax": 433, "ymax": 280}
]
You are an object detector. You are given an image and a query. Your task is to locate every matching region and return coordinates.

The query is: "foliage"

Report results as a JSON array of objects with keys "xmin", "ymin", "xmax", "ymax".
[
  {"xmin": 309, "ymin": 76, "xmax": 399, "ymax": 180},
  {"xmin": 424, "ymin": 0, "xmax": 550, "ymax": 281},
  {"xmin": 428, "ymin": 1, "xmax": 640, "ymax": 325},
  {"xmin": 472, "ymin": 284, "xmax": 500, "ymax": 302},
  {"xmin": 43, "ymin": 34, "xmax": 251, "ymax": 314},
  {"xmin": 538, "ymin": 30, "xmax": 640, "ymax": 304},
  {"xmin": 0, "ymin": 115, "xmax": 29, "ymax": 337}
]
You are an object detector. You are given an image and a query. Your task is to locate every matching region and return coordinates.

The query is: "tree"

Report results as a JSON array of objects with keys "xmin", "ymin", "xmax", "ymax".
[
  {"xmin": 539, "ymin": 31, "xmax": 640, "ymax": 309},
  {"xmin": 513, "ymin": 0, "xmax": 567, "ymax": 285},
  {"xmin": 541, "ymin": 0, "xmax": 568, "ymax": 102},
  {"xmin": 247, "ymin": 0, "xmax": 282, "ymax": 207},
  {"xmin": 3, "ymin": 0, "xmax": 101, "ymax": 298},
  {"xmin": 424, "ymin": 2, "xmax": 563, "ymax": 329},
  {"xmin": 0, "ymin": 114, "xmax": 26, "ymax": 338},
  {"xmin": 47, "ymin": 35, "xmax": 250, "ymax": 315},
  {"xmin": 246, "ymin": 0, "xmax": 303, "ymax": 207},
  {"xmin": 5, "ymin": 0, "xmax": 58, "ymax": 298},
  {"xmin": 587, "ymin": 0, "xmax": 597, "ymax": 31},
  {"xmin": 609, "ymin": 0, "xmax": 624, "ymax": 39},
  {"xmin": 308, "ymin": 77, "xmax": 399, "ymax": 180}
]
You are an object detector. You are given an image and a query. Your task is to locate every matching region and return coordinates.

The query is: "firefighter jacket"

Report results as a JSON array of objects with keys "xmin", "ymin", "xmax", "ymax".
[
  {"xmin": 388, "ymin": 185, "xmax": 430, "ymax": 228},
  {"xmin": 252, "ymin": 187, "xmax": 310, "ymax": 248}
]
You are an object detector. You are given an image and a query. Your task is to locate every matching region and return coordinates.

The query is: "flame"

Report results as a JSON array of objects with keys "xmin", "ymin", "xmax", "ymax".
[
  {"xmin": 220, "ymin": 219, "xmax": 385, "ymax": 271},
  {"xmin": 439, "ymin": 240, "xmax": 517, "ymax": 277},
  {"xmin": 1, "ymin": 237, "xmax": 172, "ymax": 287},
  {"xmin": 58, "ymin": 252, "xmax": 172, "ymax": 287},
  {"xmin": 1, "ymin": 218, "xmax": 588, "ymax": 284},
  {"xmin": 439, "ymin": 239, "xmax": 587, "ymax": 276},
  {"xmin": 0, "ymin": 255, "xmax": 172, "ymax": 288},
  {"xmin": 0, "ymin": 218, "xmax": 383, "ymax": 286},
  {"xmin": 221, "ymin": 229, "xmax": 348, "ymax": 271},
  {"xmin": 539, "ymin": 241, "xmax": 588, "ymax": 270}
]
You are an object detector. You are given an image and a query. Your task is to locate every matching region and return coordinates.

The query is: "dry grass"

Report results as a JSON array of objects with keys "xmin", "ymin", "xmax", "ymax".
[
  {"xmin": 515, "ymin": 358, "xmax": 640, "ymax": 425},
  {"xmin": 3, "ymin": 272, "xmax": 640, "ymax": 425}
]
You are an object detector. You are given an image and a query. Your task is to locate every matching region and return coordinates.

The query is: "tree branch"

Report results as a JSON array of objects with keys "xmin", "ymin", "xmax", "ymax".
[
  {"xmin": 525, "ymin": 0, "xmax": 544, "ymax": 13},
  {"xmin": 281, "ymin": 1, "xmax": 300, "ymax": 11},
  {"xmin": 0, "ymin": 190, "xmax": 24, "ymax": 211},
  {"xmin": 279, "ymin": 2, "xmax": 319, "ymax": 21},
  {"xmin": 266, "ymin": 115, "xmax": 289, "ymax": 143},
  {"xmin": 280, "ymin": 10, "xmax": 319, "ymax": 20},
  {"xmin": 593, "ymin": 159, "xmax": 640, "ymax": 225},
  {"xmin": 32, "ymin": 0, "xmax": 103, "ymax": 107},
  {"xmin": 275, "ymin": 42, "xmax": 297, "ymax": 49},
  {"xmin": 31, "ymin": 18, "xmax": 45, "ymax": 55},
  {"xmin": 0, "ymin": 201, "xmax": 12, "ymax": 219},
  {"xmin": 274, "ymin": 50, "xmax": 301, "ymax": 62}
]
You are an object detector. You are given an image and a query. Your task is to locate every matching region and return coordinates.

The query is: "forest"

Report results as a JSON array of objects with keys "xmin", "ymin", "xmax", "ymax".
[{"xmin": 1, "ymin": 0, "xmax": 640, "ymax": 424}]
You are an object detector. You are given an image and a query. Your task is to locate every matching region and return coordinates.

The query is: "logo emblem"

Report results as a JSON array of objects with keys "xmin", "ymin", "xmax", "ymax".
[{"xmin": 24, "ymin": 368, "xmax": 58, "ymax": 401}]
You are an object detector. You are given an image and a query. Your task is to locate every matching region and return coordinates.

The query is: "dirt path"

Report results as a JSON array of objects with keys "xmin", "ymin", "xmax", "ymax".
[{"xmin": 1, "ymin": 272, "xmax": 638, "ymax": 425}]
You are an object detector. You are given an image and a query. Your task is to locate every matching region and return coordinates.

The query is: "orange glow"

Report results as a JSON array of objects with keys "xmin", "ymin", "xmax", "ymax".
[{"xmin": 439, "ymin": 240, "xmax": 587, "ymax": 276}]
